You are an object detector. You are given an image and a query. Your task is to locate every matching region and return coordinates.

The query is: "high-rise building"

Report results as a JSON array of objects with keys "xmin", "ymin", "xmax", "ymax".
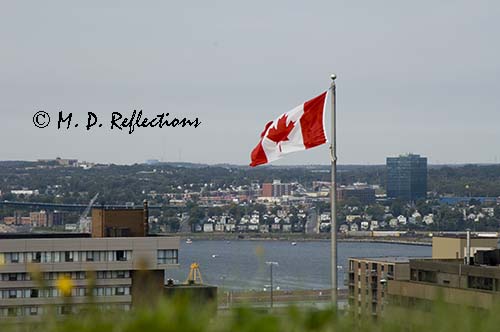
[
  {"xmin": 261, "ymin": 180, "xmax": 291, "ymax": 198},
  {"xmin": 386, "ymin": 154, "xmax": 427, "ymax": 202}
]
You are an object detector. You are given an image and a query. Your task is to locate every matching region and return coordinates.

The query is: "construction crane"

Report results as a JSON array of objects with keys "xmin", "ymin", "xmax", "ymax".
[
  {"xmin": 76, "ymin": 193, "xmax": 99, "ymax": 233},
  {"xmin": 185, "ymin": 262, "xmax": 203, "ymax": 284}
]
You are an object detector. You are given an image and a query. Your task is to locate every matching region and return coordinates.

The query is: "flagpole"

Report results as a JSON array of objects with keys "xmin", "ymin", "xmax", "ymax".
[{"xmin": 330, "ymin": 74, "xmax": 338, "ymax": 306}]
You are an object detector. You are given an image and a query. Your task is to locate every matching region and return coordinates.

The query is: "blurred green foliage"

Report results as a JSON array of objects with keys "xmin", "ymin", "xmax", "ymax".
[{"xmin": 3, "ymin": 298, "xmax": 500, "ymax": 332}]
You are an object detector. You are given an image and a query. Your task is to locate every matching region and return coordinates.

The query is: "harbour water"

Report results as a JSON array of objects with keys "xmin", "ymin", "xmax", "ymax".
[{"xmin": 165, "ymin": 240, "xmax": 431, "ymax": 290}]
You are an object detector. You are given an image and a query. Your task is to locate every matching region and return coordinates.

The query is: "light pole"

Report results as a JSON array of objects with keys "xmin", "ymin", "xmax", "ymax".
[
  {"xmin": 220, "ymin": 275, "xmax": 228, "ymax": 307},
  {"xmin": 265, "ymin": 261, "xmax": 278, "ymax": 309}
]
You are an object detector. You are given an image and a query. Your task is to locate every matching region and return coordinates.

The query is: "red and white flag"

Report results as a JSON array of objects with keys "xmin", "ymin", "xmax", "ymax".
[{"xmin": 250, "ymin": 91, "xmax": 328, "ymax": 167}]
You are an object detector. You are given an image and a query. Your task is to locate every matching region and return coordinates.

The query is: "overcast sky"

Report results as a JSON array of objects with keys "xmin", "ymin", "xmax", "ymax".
[{"xmin": 1, "ymin": 1, "xmax": 499, "ymax": 165}]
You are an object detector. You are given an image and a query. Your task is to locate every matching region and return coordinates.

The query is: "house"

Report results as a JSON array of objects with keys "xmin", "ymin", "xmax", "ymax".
[
  {"xmin": 389, "ymin": 218, "xmax": 398, "ymax": 228},
  {"xmin": 423, "ymin": 214, "xmax": 434, "ymax": 225},
  {"xmin": 214, "ymin": 223, "xmax": 224, "ymax": 232},
  {"xmin": 397, "ymin": 215, "xmax": 407, "ymax": 225},
  {"xmin": 346, "ymin": 215, "xmax": 361, "ymax": 223},
  {"xmin": 203, "ymin": 223, "xmax": 214, "ymax": 233},
  {"xmin": 224, "ymin": 223, "xmax": 236, "ymax": 232},
  {"xmin": 339, "ymin": 224, "xmax": 349, "ymax": 233},
  {"xmin": 248, "ymin": 224, "xmax": 259, "ymax": 232},
  {"xmin": 237, "ymin": 224, "xmax": 248, "ymax": 232},
  {"xmin": 259, "ymin": 224, "xmax": 269, "ymax": 233},
  {"xmin": 282, "ymin": 224, "xmax": 292, "ymax": 233}
]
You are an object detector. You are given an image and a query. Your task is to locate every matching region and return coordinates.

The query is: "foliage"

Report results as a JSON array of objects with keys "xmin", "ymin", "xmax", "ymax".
[{"xmin": 3, "ymin": 298, "xmax": 500, "ymax": 332}]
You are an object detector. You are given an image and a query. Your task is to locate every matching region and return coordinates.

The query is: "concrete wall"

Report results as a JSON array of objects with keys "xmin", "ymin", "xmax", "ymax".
[
  {"xmin": 388, "ymin": 279, "xmax": 498, "ymax": 309},
  {"xmin": 432, "ymin": 237, "xmax": 498, "ymax": 259}
]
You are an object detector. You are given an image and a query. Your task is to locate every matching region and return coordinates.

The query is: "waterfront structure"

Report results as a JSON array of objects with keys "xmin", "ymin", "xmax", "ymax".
[
  {"xmin": 387, "ymin": 249, "xmax": 500, "ymax": 310},
  {"xmin": 337, "ymin": 183, "xmax": 376, "ymax": 205},
  {"xmin": 386, "ymin": 154, "xmax": 427, "ymax": 202},
  {"xmin": 347, "ymin": 257, "xmax": 410, "ymax": 316},
  {"xmin": 432, "ymin": 235, "xmax": 498, "ymax": 259}
]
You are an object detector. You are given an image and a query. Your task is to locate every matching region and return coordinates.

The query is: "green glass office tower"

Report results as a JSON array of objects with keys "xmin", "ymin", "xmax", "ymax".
[{"xmin": 386, "ymin": 154, "xmax": 427, "ymax": 202}]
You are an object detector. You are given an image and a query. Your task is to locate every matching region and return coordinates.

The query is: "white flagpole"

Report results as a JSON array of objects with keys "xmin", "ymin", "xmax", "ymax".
[{"xmin": 330, "ymin": 74, "xmax": 338, "ymax": 306}]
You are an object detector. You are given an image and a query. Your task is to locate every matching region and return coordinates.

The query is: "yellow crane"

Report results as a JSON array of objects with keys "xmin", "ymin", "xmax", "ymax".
[{"xmin": 185, "ymin": 262, "xmax": 203, "ymax": 284}]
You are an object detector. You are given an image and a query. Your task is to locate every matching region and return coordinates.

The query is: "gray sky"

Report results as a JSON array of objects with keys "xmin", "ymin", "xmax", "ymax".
[{"xmin": 1, "ymin": 1, "xmax": 499, "ymax": 165}]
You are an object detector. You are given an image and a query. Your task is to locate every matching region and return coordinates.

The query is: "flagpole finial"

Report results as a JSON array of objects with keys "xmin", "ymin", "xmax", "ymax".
[{"xmin": 330, "ymin": 74, "xmax": 337, "ymax": 81}]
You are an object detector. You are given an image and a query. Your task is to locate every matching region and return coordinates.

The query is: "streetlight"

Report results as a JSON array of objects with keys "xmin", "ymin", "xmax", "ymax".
[
  {"xmin": 220, "ymin": 275, "xmax": 228, "ymax": 308},
  {"xmin": 265, "ymin": 261, "xmax": 279, "ymax": 309}
]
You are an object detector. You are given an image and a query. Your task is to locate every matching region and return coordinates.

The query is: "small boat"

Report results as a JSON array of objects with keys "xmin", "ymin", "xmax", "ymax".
[
  {"xmin": 186, "ymin": 238, "xmax": 193, "ymax": 244},
  {"xmin": 211, "ymin": 254, "xmax": 219, "ymax": 258},
  {"xmin": 291, "ymin": 242, "xmax": 297, "ymax": 246}
]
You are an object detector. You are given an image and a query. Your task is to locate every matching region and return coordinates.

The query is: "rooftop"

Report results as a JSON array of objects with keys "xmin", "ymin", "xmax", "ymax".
[
  {"xmin": 350, "ymin": 256, "xmax": 415, "ymax": 263},
  {"xmin": 0, "ymin": 233, "xmax": 91, "ymax": 239}
]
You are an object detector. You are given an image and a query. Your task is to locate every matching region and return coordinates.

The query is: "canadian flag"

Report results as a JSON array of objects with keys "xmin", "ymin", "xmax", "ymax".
[{"xmin": 250, "ymin": 91, "xmax": 328, "ymax": 167}]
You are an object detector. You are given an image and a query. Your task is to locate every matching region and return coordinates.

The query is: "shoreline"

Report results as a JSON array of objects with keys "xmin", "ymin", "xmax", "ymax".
[{"xmin": 167, "ymin": 232, "xmax": 432, "ymax": 246}]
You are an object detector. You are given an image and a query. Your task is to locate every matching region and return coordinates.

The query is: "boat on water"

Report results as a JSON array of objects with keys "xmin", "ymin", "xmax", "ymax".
[
  {"xmin": 186, "ymin": 238, "xmax": 193, "ymax": 244},
  {"xmin": 291, "ymin": 242, "xmax": 297, "ymax": 246},
  {"xmin": 211, "ymin": 254, "xmax": 219, "ymax": 258}
]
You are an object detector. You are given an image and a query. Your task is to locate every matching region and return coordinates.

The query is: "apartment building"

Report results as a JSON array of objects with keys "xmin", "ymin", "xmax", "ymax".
[
  {"xmin": 0, "ymin": 205, "xmax": 180, "ymax": 319},
  {"xmin": 347, "ymin": 257, "xmax": 410, "ymax": 316},
  {"xmin": 388, "ymin": 249, "xmax": 500, "ymax": 310}
]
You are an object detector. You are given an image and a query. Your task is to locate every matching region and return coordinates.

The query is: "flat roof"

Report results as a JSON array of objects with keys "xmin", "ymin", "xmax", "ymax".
[
  {"xmin": 349, "ymin": 256, "xmax": 414, "ymax": 263},
  {"xmin": 433, "ymin": 234, "xmax": 498, "ymax": 239},
  {"xmin": 0, "ymin": 233, "xmax": 91, "ymax": 239}
]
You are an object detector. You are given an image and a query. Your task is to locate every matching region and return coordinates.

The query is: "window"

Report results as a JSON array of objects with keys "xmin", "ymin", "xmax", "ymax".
[
  {"xmin": 468, "ymin": 276, "xmax": 493, "ymax": 291},
  {"xmin": 60, "ymin": 306, "xmax": 72, "ymax": 315},
  {"xmin": 86, "ymin": 251, "xmax": 94, "ymax": 262},
  {"xmin": 418, "ymin": 270, "xmax": 437, "ymax": 283},
  {"xmin": 64, "ymin": 251, "xmax": 73, "ymax": 262},
  {"xmin": 7, "ymin": 308, "xmax": 17, "ymax": 317},
  {"xmin": 9, "ymin": 290, "xmax": 16, "ymax": 299},
  {"xmin": 29, "ymin": 307, "xmax": 38, "ymax": 316},
  {"xmin": 116, "ymin": 251, "xmax": 126, "ymax": 261},
  {"xmin": 157, "ymin": 250, "xmax": 178, "ymax": 264},
  {"xmin": 30, "ymin": 289, "xmax": 39, "ymax": 298},
  {"xmin": 10, "ymin": 253, "xmax": 19, "ymax": 263},
  {"xmin": 115, "ymin": 287, "xmax": 125, "ymax": 296},
  {"xmin": 410, "ymin": 269, "xmax": 418, "ymax": 281},
  {"xmin": 35, "ymin": 252, "xmax": 42, "ymax": 263}
]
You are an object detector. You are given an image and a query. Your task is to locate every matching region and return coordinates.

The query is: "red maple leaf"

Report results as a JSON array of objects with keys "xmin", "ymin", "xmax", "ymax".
[{"xmin": 267, "ymin": 114, "xmax": 295, "ymax": 144}]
